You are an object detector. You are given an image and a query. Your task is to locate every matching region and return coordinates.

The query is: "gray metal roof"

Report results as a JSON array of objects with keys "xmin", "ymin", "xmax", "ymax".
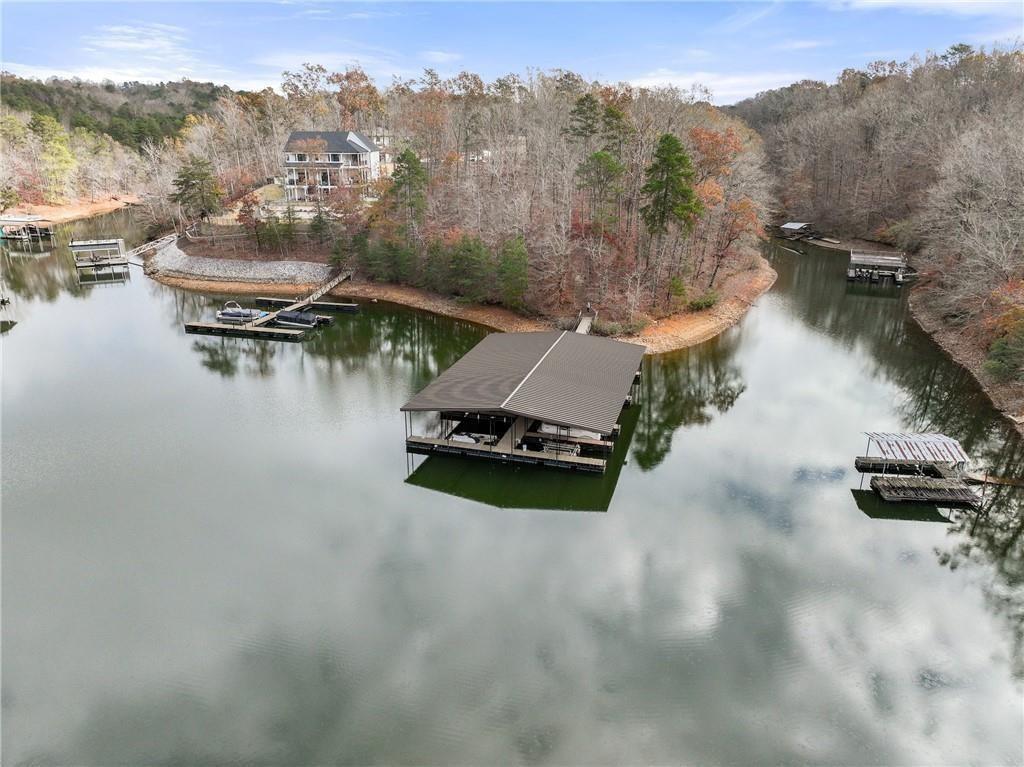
[
  {"xmin": 865, "ymin": 432, "xmax": 969, "ymax": 464},
  {"xmin": 850, "ymin": 251, "xmax": 908, "ymax": 268},
  {"xmin": 780, "ymin": 222, "xmax": 811, "ymax": 230},
  {"xmin": 284, "ymin": 130, "xmax": 379, "ymax": 155},
  {"xmin": 402, "ymin": 331, "xmax": 645, "ymax": 435}
]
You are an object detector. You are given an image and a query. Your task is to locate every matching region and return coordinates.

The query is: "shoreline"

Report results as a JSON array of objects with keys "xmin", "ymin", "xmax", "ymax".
[
  {"xmin": 9, "ymin": 196, "xmax": 139, "ymax": 225},
  {"xmin": 908, "ymin": 293, "xmax": 1024, "ymax": 435},
  {"xmin": 147, "ymin": 242, "xmax": 777, "ymax": 354}
]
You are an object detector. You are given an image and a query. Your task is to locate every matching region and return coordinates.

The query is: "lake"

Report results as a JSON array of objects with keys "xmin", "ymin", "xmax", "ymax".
[{"xmin": 3, "ymin": 210, "xmax": 1022, "ymax": 765}]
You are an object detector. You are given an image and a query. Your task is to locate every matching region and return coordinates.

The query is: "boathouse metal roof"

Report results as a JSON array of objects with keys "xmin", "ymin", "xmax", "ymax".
[
  {"xmin": 865, "ymin": 432, "xmax": 969, "ymax": 465},
  {"xmin": 780, "ymin": 222, "xmax": 811, "ymax": 230},
  {"xmin": 402, "ymin": 330, "xmax": 645, "ymax": 435},
  {"xmin": 850, "ymin": 251, "xmax": 908, "ymax": 269}
]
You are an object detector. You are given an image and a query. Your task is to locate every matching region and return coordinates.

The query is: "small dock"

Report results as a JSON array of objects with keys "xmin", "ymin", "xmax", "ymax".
[
  {"xmin": 71, "ymin": 239, "xmax": 127, "ymax": 269},
  {"xmin": 870, "ymin": 476, "xmax": 981, "ymax": 509},
  {"xmin": 183, "ymin": 269, "xmax": 354, "ymax": 341},
  {"xmin": 184, "ymin": 322, "xmax": 305, "ymax": 342},
  {"xmin": 855, "ymin": 431, "xmax": 982, "ymax": 511},
  {"xmin": 847, "ymin": 251, "xmax": 911, "ymax": 283},
  {"xmin": 0, "ymin": 215, "xmax": 54, "ymax": 241}
]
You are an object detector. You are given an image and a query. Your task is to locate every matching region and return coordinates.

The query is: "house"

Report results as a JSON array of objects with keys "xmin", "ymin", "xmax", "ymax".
[{"xmin": 283, "ymin": 130, "xmax": 381, "ymax": 201}]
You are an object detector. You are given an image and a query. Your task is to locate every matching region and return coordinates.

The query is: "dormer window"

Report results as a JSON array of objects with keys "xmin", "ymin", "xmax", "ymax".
[{"xmin": 294, "ymin": 153, "xmax": 307, "ymax": 162}]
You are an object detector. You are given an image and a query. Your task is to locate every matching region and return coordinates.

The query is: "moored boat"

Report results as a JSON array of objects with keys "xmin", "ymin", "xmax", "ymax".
[
  {"xmin": 274, "ymin": 310, "xmax": 320, "ymax": 329},
  {"xmin": 216, "ymin": 301, "xmax": 268, "ymax": 324}
]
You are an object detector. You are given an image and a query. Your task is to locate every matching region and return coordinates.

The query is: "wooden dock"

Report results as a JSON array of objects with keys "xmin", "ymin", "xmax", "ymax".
[
  {"xmin": 184, "ymin": 322, "xmax": 305, "ymax": 341},
  {"xmin": 854, "ymin": 457, "xmax": 961, "ymax": 479},
  {"xmin": 255, "ymin": 297, "xmax": 359, "ymax": 313},
  {"xmin": 183, "ymin": 269, "xmax": 354, "ymax": 341},
  {"xmin": 72, "ymin": 238, "xmax": 128, "ymax": 269},
  {"xmin": 406, "ymin": 435, "xmax": 607, "ymax": 473},
  {"xmin": 870, "ymin": 476, "xmax": 981, "ymax": 509}
]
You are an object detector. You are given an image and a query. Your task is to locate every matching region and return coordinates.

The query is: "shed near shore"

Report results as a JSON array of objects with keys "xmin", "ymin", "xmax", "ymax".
[{"xmin": 402, "ymin": 330, "xmax": 645, "ymax": 472}]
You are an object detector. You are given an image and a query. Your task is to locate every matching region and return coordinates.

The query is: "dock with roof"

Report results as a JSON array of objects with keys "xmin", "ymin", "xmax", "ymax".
[{"xmin": 402, "ymin": 330, "xmax": 645, "ymax": 473}]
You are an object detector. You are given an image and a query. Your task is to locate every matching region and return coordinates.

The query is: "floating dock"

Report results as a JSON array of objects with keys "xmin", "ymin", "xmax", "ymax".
[
  {"xmin": 183, "ymin": 269, "xmax": 354, "ymax": 341},
  {"xmin": 870, "ymin": 476, "xmax": 981, "ymax": 509},
  {"xmin": 855, "ymin": 431, "xmax": 982, "ymax": 511},
  {"xmin": 0, "ymin": 215, "xmax": 54, "ymax": 241},
  {"xmin": 255, "ymin": 297, "xmax": 360, "ymax": 313},
  {"xmin": 71, "ymin": 238, "xmax": 128, "ymax": 269}
]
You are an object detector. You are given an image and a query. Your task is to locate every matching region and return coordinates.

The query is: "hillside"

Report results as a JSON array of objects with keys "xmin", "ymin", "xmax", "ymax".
[{"xmin": 0, "ymin": 73, "xmax": 233, "ymax": 149}]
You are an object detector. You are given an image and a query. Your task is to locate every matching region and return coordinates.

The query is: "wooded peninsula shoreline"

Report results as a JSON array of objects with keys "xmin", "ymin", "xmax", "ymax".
[
  {"xmin": 8, "ymin": 196, "xmax": 138, "ymax": 225},
  {"xmin": 146, "ymin": 241, "xmax": 776, "ymax": 355}
]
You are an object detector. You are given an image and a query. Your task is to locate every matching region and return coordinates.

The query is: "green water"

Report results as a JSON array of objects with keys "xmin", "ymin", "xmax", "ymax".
[{"xmin": 2, "ymin": 211, "xmax": 1022, "ymax": 764}]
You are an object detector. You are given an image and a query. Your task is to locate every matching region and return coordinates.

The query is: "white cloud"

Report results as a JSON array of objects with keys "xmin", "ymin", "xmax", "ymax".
[
  {"xmin": 252, "ymin": 48, "xmax": 418, "ymax": 82},
  {"xmin": 826, "ymin": 0, "xmax": 1022, "ymax": 16},
  {"xmin": 965, "ymin": 24, "xmax": 1024, "ymax": 43},
  {"xmin": 419, "ymin": 50, "xmax": 462, "ymax": 64},
  {"xmin": 80, "ymin": 23, "xmax": 197, "ymax": 72},
  {"xmin": 629, "ymin": 68, "xmax": 809, "ymax": 104},
  {"xmin": 5, "ymin": 22, "xmax": 260, "ymax": 88},
  {"xmin": 717, "ymin": 2, "xmax": 782, "ymax": 32},
  {"xmin": 343, "ymin": 10, "xmax": 403, "ymax": 20},
  {"xmin": 3, "ymin": 61, "xmax": 274, "ymax": 92},
  {"xmin": 774, "ymin": 39, "xmax": 832, "ymax": 50}
]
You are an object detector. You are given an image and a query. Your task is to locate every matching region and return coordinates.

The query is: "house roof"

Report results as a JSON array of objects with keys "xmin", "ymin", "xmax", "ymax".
[
  {"xmin": 402, "ymin": 331, "xmax": 646, "ymax": 435},
  {"xmin": 284, "ymin": 130, "xmax": 379, "ymax": 154},
  {"xmin": 865, "ymin": 432, "xmax": 970, "ymax": 464},
  {"xmin": 780, "ymin": 222, "xmax": 811, "ymax": 230}
]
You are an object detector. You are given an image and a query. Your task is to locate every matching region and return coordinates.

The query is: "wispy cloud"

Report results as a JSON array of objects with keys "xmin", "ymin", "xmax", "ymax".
[
  {"xmin": 717, "ymin": 2, "xmax": 782, "ymax": 32},
  {"xmin": 774, "ymin": 39, "xmax": 831, "ymax": 50},
  {"xmin": 343, "ymin": 10, "xmax": 404, "ymax": 20},
  {"xmin": 80, "ymin": 23, "xmax": 198, "ymax": 73},
  {"xmin": 965, "ymin": 24, "xmax": 1024, "ymax": 44},
  {"xmin": 420, "ymin": 50, "xmax": 462, "ymax": 64},
  {"xmin": 825, "ymin": 0, "xmax": 1022, "ymax": 16},
  {"xmin": 252, "ymin": 46, "xmax": 418, "ymax": 82},
  {"xmin": 629, "ymin": 68, "xmax": 808, "ymax": 104}
]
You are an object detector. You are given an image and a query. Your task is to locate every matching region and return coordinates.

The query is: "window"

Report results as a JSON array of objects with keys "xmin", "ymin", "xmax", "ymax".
[
  {"xmin": 294, "ymin": 153, "xmax": 307, "ymax": 162},
  {"xmin": 329, "ymin": 153, "xmax": 341, "ymax": 163}
]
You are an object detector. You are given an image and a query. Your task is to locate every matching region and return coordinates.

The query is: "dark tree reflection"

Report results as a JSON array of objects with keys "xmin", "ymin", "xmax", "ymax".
[
  {"xmin": 631, "ymin": 330, "xmax": 746, "ymax": 470},
  {"xmin": 937, "ymin": 485, "xmax": 1024, "ymax": 678}
]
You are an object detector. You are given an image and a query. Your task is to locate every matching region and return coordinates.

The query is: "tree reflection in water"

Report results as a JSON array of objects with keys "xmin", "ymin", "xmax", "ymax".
[{"xmin": 631, "ymin": 329, "xmax": 746, "ymax": 470}]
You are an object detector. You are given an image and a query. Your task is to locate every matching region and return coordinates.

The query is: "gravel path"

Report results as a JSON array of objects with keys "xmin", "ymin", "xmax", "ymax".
[{"xmin": 148, "ymin": 241, "xmax": 333, "ymax": 284}]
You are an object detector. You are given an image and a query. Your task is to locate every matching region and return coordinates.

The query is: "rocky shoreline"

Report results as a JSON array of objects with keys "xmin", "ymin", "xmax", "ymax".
[{"xmin": 146, "ymin": 240, "xmax": 777, "ymax": 355}]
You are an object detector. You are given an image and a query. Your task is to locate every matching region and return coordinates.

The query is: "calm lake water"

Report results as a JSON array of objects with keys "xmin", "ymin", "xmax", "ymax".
[{"xmin": 3, "ymin": 210, "xmax": 1022, "ymax": 765}]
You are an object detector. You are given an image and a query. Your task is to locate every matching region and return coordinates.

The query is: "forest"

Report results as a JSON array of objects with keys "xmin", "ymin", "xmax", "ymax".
[
  {"xmin": 732, "ymin": 45, "xmax": 1024, "ymax": 381},
  {"xmin": 2, "ymin": 43, "xmax": 1021, "ymax": 356},
  {"xmin": 2, "ymin": 67, "xmax": 769, "ymax": 323}
]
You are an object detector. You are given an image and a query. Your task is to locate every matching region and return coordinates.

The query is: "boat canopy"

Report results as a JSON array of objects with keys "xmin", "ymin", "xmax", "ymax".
[{"xmin": 864, "ymin": 432, "xmax": 969, "ymax": 465}]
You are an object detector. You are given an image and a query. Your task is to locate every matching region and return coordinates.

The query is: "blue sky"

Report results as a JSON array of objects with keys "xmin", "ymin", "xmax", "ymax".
[{"xmin": 2, "ymin": 1, "xmax": 1021, "ymax": 104}]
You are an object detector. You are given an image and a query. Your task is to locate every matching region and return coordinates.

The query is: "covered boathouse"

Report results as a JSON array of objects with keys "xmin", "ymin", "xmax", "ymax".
[{"xmin": 401, "ymin": 330, "xmax": 646, "ymax": 473}]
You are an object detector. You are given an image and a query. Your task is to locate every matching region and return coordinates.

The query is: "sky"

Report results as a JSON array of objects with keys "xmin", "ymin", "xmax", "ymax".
[{"xmin": 1, "ymin": 1, "xmax": 1022, "ymax": 104}]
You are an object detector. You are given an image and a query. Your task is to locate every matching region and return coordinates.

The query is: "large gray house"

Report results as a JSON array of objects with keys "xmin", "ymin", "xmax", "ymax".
[{"xmin": 283, "ymin": 130, "xmax": 382, "ymax": 201}]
